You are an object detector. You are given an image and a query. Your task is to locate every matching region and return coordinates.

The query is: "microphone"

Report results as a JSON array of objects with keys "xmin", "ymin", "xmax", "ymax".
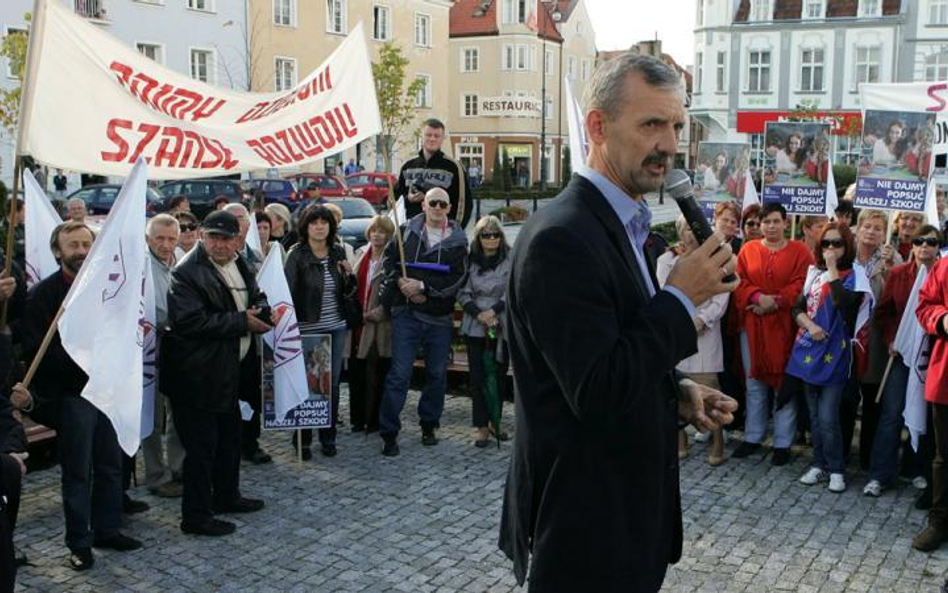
[{"xmin": 662, "ymin": 169, "xmax": 737, "ymax": 283}]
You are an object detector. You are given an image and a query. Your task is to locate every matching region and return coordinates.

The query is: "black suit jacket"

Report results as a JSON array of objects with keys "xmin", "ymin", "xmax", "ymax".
[{"xmin": 498, "ymin": 175, "xmax": 699, "ymax": 592}]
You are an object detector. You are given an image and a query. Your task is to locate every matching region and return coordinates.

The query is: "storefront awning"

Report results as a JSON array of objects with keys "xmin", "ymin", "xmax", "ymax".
[{"xmin": 736, "ymin": 110, "xmax": 861, "ymax": 135}]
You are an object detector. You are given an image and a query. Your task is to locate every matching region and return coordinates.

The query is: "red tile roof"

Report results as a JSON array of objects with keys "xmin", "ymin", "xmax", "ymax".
[{"xmin": 449, "ymin": 0, "xmax": 563, "ymax": 42}]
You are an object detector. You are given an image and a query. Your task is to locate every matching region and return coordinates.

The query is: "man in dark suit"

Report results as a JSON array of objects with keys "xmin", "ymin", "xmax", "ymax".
[{"xmin": 498, "ymin": 53, "xmax": 739, "ymax": 592}]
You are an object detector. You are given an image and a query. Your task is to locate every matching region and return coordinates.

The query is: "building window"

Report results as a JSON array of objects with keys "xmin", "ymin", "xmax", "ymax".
[
  {"xmin": 190, "ymin": 49, "xmax": 213, "ymax": 83},
  {"xmin": 373, "ymin": 5, "xmax": 391, "ymax": 41},
  {"xmin": 415, "ymin": 74, "xmax": 431, "ymax": 108},
  {"xmin": 581, "ymin": 59, "xmax": 590, "ymax": 80},
  {"xmin": 716, "ymin": 51, "xmax": 726, "ymax": 92},
  {"xmin": 926, "ymin": 49, "xmax": 948, "ymax": 81},
  {"xmin": 501, "ymin": 45, "xmax": 532, "ymax": 71},
  {"xmin": 544, "ymin": 96, "xmax": 553, "ymax": 120},
  {"xmin": 415, "ymin": 13, "xmax": 431, "ymax": 47},
  {"xmin": 457, "ymin": 144, "xmax": 484, "ymax": 177},
  {"xmin": 273, "ymin": 0, "xmax": 295, "ymax": 26},
  {"xmin": 188, "ymin": 0, "xmax": 213, "ymax": 11},
  {"xmin": 800, "ymin": 48, "xmax": 824, "ymax": 92},
  {"xmin": 696, "ymin": 0, "xmax": 704, "ymax": 26},
  {"xmin": 516, "ymin": 45, "xmax": 529, "ymax": 69},
  {"xmin": 695, "ymin": 52, "xmax": 703, "ymax": 93},
  {"xmin": 854, "ymin": 45, "xmax": 880, "ymax": 89},
  {"xmin": 136, "ymin": 42, "xmax": 163, "ymax": 64},
  {"xmin": 502, "ymin": 0, "xmax": 527, "ymax": 24},
  {"xmin": 932, "ymin": 0, "xmax": 948, "ymax": 25},
  {"xmin": 747, "ymin": 50, "xmax": 771, "ymax": 92},
  {"xmin": 544, "ymin": 49, "xmax": 553, "ymax": 75},
  {"xmin": 4, "ymin": 28, "xmax": 25, "ymax": 79},
  {"xmin": 462, "ymin": 48, "xmax": 479, "ymax": 72},
  {"xmin": 749, "ymin": 133, "xmax": 765, "ymax": 170},
  {"xmin": 567, "ymin": 56, "xmax": 576, "ymax": 78},
  {"xmin": 750, "ymin": 0, "xmax": 772, "ymax": 21},
  {"xmin": 859, "ymin": 0, "xmax": 880, "ymax": 17},
  {"xmin": 275, "ymin": 57, "xmax": 296, "ymax": 92},
  {"xmin": 803, "ymin": 0, "xmax": 824, "ymax": 18},
  {"xmin": 327, "ymin": 0, "xmax": 346, "ymax": 34},
  {"xmin": 833, "ymin": 134, "xmax": 860, "ymax": 165},
  {"xmin": 462, "ymin": 93, "xmax": 478, "ymax": 117}
]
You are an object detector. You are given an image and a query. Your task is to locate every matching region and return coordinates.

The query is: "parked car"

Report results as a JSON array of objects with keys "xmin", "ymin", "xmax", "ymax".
[
  {"xmin": 286, "ymin": 173, "xmax": 350, "ymax": 199},
  {"xmin": 244, "ymin": 178, "xmax": 301, "ymax": 208},
  {"xmin": 158, "ymin": 179, "xmax": 244, "ymax": 219},
  {"xmin": 345, "ymin": 172, "xmax": 397, "ymax": 207},
  {"xmin": 66, "ymin": 184, "xmax": 165, "ymax": 217},
  {"xmin": 292, "ymin": 197, "xmax": 376, "ymax": 252}
]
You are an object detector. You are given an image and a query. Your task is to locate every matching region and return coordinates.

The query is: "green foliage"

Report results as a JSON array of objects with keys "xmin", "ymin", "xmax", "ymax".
[
  {"xmin": 491, "ymin": 146, "xmax": 504, "ymax": 191},
  {"xmin": 0, "ymin": 14, "xmax": 29, "ymax": 135},
  {"xmin": 832, "ymin": 164, "xmax": 856, "ymax": 192},
  {"xmin": 372, "ymin": 43, "xmax": 426, "ymax": 172},
  {"xmin": 561, "ymin": 146, "xmax": 572, "ymax": 186},
  {"xmin": 501, "ymin": 150, "xmax": 513, "ymax": 191},
  {"xmin": 650, "ymin": 220, "xmax": 678, "ymax": 245}
]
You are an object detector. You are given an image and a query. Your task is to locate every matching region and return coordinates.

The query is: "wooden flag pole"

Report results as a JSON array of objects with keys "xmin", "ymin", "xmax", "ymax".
[
  {"xmin": 297, "ymin": 429, "xmax": 303, "ymax": 467},
  {"xmin": 0, "ymin": 156, "xmax": 23, "ymax": 330},
  {"xmin": 386, "ymin": 179, "xmax": 408, "ymax": 279},
  {"xmin": 21, "ymin": 302, "xmax": 65, "ymax": 390},
  {"xmin": 790, "ymin": 214, "xmax": 797, "ymax": 242},
  {"xmin": 875, "ymin": 355, "xmax": 894, "ymax": 404}
]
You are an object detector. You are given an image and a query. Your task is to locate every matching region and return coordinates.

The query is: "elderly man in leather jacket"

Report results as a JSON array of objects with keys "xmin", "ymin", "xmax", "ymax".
[{"xmin": 159, "ymin": 211, "xmax": 273, "ymax": 537}]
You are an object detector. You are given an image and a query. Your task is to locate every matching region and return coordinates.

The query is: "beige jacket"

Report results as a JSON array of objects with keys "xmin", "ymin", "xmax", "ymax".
[{"xmin": 354, "ymin": 245, "xmax": 392, "ymax": 359}]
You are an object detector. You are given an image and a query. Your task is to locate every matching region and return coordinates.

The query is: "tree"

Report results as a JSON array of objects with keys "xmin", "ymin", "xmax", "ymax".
[
  {"xmin": 492, "ymin": 146, "xmax": 504, "ymax": 191},
  {"xmin": 0, "ymin": 16, "xmax": 29, "ymax": 136},
  {"xmin": 372, "ymin": 43, "xmax": 425, "ymax": 172},
  {"xmin": 561, "ymin": 146, "xmax": 572, "ymax": 187}
]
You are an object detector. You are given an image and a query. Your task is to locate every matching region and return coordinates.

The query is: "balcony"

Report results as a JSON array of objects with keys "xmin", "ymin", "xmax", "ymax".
[{"xmin": 74, "ymin": 0, "xmax": 108, "ymax": 21}]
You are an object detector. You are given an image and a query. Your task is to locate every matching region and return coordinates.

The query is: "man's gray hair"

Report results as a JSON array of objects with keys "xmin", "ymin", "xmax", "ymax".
[
  {"xmin": 146, "ymin": 213, "xmax": 180, "ymax": 236},
  {"xmin": 582, "ymin": 53, "xmax": 682, "ymax": 120},
  {"xmin": 223, "ymin": 202, "xmax": 250, "ymax": 222},
  {"xmin": 66, "ymin": 197, "xmax": 85, "ymax": 208}
]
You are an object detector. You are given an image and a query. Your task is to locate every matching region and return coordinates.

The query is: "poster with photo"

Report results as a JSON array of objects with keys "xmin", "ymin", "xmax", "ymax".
[
  {"xmin": 761, "ymin": 122, "xmax": 832, "ymax": 214},
  {"xmin": 854, "ymin": 110, "xmax": 936, "ymax": 213},
  {"xmin": 694, "ymin": 142, "xmax": 751, "ymax": 221},
  {"xmin": 262, "ymin": 332, "xmax": 332, "ymax": 430}
]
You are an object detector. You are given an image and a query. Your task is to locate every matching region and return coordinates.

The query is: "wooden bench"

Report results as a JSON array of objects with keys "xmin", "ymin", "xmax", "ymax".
[{"xmin": 22, "ymin": 416, "xmax": 56, "ymax": 447}]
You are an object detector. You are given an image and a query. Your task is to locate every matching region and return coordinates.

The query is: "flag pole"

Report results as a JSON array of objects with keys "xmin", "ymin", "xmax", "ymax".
[
  {"xmin": 21, "ymin": 303, "xmax": 65, "ymax": 389},
  {"xmin": 875, "ymin": 355, "xmax": 894, "ymax": 404},
  {"xmin": 386, "ymin": 179, "xmax": 408, "ymax": 279},
  {"xmin": 0, "ymin": 157, "xmax": 22, "ymax": 330}
]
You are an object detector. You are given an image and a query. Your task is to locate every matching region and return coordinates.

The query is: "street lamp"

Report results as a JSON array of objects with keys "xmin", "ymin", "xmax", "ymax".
[{"xmin": 538, "ymin": 1, "xmax": 562, "ymax": 192}]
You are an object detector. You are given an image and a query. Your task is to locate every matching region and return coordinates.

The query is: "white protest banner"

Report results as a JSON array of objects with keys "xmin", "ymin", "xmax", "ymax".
[
  {"xmin": 19, "ymin": 0, "xmax": 380, "ymax": 178},
  {"xmin": 862, "ymin": 82, "xmax": 948, "ymax": 155},
  {"xmin": 564, "ymin": 77, "xmax": 588, "ymax": 173},
  {"xmin": 140, "ymin": 259, "xmax": 156, "ymax": 440},
  {"xmin": 58, "ymin": 158, "xmax": 148, "ymax": 457},
  {"xmin": 23, "ymin": 168, "xmax": 62, "ymax": 288}
]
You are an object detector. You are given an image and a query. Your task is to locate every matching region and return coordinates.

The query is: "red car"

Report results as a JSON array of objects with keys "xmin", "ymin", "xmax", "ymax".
[
  {"xmin": 286, "ymin": 173, "xmax": 350, "ymax": 200},
  {"xmin": 346, "ymin": 172, "xmax": 398, "ymax": 207}
]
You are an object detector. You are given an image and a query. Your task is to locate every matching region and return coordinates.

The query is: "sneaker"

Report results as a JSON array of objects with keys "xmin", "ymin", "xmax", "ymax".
[
  {"xmin": 693, "ymin": 431, "xmax": 710, "ymax": 443},
  {"xmin": 93, "ymin": 533, "xmax": 142, "ymax": 552},
  {"xmin": 828, "ymin": 473, "xmax": 846, "ymax": 493},
  {"xmin": 731, "ymin": 442, "xmax": 761, "ymax": 458},
  {"xmin": 421, "ymin": 427, "xmax": 439, "ymax": 447},
  {"xmin": 381, "ymin": 436, "xmax": 400, "ymax": 457},
  {"xmin": 67, "ymin": 548, "xmax": 94, "ymax": 571},
  {"xmin": 181, "ymin": 518, "xmax": 236, "ymax": 537},
  {"xmin": 122, "ymin": 494, "xmax": 150, "ymax": 514},
  {"xmin": 913, "ymin": 524, "xmax": 948, "ymax": 552},
  {"xmin": 914, "ymin": 476, "xmax": 929, "ymax": 490},
  {"xmin": 863, "ymin": 479, "xmax": 883, "ymax": 497},
  {"xmin": 771, "ymin": 448, "xmax": 791, "ymax": 466},
  {"xmin": 150, "ymin": 480, "xmax": 183, "ymax": 498},
  {"xmin": 799, "ymin": 467, "xmax": 826, "ymax": 485},
  {"xmin": 213, "ymin": 497, "xmax": 265, "ymax": 514}
]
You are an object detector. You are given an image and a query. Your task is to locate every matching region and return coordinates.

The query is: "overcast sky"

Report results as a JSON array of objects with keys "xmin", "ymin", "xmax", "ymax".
[{"xmin": 585, "ymin": 0, "xmax": 697, "ymax": 68}]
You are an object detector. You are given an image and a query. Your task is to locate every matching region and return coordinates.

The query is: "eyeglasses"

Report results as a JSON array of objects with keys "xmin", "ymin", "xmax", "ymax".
[
  {"xmin": 480, "ymin": 232, "xmax": 502, "ymax": 239},
  {"xmin": 426, "ymin": 200, "xmax": 449, "ymax": 209},
  {"xmin": 180, "ymin": 224, "xmax": 197, "ymax": 232},
  {"xmin": 820, "ymin": 239, "xmax": 845, "ymax": 249},
  {"xmin": 913, "ymin": 237, "xmax": 941, "ymax": 247}
]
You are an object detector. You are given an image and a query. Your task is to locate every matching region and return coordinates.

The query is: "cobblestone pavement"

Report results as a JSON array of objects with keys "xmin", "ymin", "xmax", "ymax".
[{"xmin": 13, "ymin": 389, "xmax": 948, "ymax": 592}]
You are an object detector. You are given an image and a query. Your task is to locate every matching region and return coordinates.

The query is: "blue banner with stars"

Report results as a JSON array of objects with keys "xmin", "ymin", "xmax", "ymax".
[{"xmin": 784, "ymin": 272, "xmax": 856, "ymax": 387}]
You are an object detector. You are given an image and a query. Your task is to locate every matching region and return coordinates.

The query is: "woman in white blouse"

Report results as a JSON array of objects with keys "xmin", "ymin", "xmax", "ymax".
[{"xmin": 657, "ymin": 216, "xmax": 732, "ymax": 466}]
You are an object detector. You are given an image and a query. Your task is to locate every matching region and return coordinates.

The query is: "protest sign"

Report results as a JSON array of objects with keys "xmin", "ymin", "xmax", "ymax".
[
  {"xmin": 862, "ymin": 82, "xmax": 948, "ymax": 156},
  {"xmin": 761, "ymin": 122, "xmax": 832, "ymax": 214},
  {"xmin": 262, "ymin": 333, "xmax": 332, "ymax": 431},
  {"xmin": 694, "ymin": 142, "xmax": 750, "ymax": 221},
  {"xmin": 854, "ymin": 110, "xmax": 935, "ymax": 213},
  {"xmin": 19, "ymin": 0, "xmax": 380, "ymax": 178}
]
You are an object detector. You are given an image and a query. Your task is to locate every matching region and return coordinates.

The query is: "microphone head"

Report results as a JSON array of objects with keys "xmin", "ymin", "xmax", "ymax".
[{"xmin": 663, "ymin": 169, "xmax": 693, "ymax": 200}]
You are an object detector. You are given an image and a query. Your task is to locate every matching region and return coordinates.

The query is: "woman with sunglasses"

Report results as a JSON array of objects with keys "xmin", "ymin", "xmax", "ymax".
[
  {"xmin": 866, "ymin": 225, "xmax": 943, "ymax": 502},
  {"xmin": 741, "ymin": 204, "xmax": 762, "ymax": 243},
  {"xmin": 788, "ymin": 223, "xmax": 866, "ymax": 493},
  {"xmin": 458, "ymin": 216, "xmax": 511, "ymax": 447},
  {"xmin": 172, "ymin": 211, "xmax": 199, "ymax": 260}
]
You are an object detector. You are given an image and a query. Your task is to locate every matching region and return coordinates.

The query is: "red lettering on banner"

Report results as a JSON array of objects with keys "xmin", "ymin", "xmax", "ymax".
[
  {"xmin": 244, "ymin": 102, "xmax": 359, "ymax": 166},
  {"xmin": 109, "ymin": 61, "xmax": 228, "ymax": 122},
  {"xmin": 928, "ymin": 84, "xmax": 948, "ymax": 113},
  {"xmin": 233, "ymin": 65, "xmax": 334, "ymax": 124},
  {"xmin": 99, "ymin": 118, "xmax": 239, "ymax": 170},
  {"xmin": 236, "ymin": 102, "xmax": 269, "ymax": 124}
]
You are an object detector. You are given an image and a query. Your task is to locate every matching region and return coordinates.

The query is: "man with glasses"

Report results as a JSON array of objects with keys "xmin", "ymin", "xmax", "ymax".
[{"xmin": 378, "ymin": 188, "xmax": 469, "ymax": 456}]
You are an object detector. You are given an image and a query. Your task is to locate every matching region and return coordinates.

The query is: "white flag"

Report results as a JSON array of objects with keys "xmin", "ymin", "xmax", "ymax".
[
  {"xmin": 565, "ymin": 77, "xmax": 588, "ymax": 173},
  {"xmin": 58, "ymin": 158, "xmax": 148, "ymax": 456},
  {"xmin": 256, "ymin": 248, "xmax": 307, "ymax": 419},
  {"xmin": 140, "ymin": 259, "xmax": 157, "ymax": 440},
  {"xmin": 23, "ymin": 168, "xmax": 63, "ymax": 288},
  {"xmin": 741, "ymin": 168, "xmax": 760, "ymax": 216},
  {"xmin": 894, "ymin": 265, "xmax": 930, "ymax": 451},
  {"xmin": 247, "ymin": 211, "xmax": 263, "ymax": 255},
  {"xmin": 387, "ymin": 196, "xmax": 406, "ymax": 227},
  {"xmin": 925, "ymin": 175, "xmax": 940, "ymax": 226},
  {"xmin": 824, "ymin": 161, "xmax": 839, "ymax": 218}
]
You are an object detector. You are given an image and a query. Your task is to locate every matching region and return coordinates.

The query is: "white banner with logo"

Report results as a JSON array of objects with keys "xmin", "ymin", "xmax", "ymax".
[
  {"xmin": 861, "ymin": 82, "xmax": 948, "ymax": 155},
  {"xmin": 19, "ymin": 0, "xmax": 381, "ymax": 179}
]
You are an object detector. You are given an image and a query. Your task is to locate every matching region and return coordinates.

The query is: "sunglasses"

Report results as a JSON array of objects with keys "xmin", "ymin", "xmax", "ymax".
[
  {"xmin": 913, "ymin": 237, "xmax": 940, "ymax": 247},
  {"xmin": 180, "ymin": 224, "xmax": 197, "ymax": 232},
  {"xmin": 480, "ymin": 232, "xmax": 502, "ymax": 239},
  {"xmin": 426, "ymin": 200, "xmax": 449, "ymax": 209},
  {"xmin": 820, "ymin": 239, "xmax": 845, "ymax": 249},
  {"xmin": 744, "ymin": 221, "xmax": 760, "ymax": 227}
]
